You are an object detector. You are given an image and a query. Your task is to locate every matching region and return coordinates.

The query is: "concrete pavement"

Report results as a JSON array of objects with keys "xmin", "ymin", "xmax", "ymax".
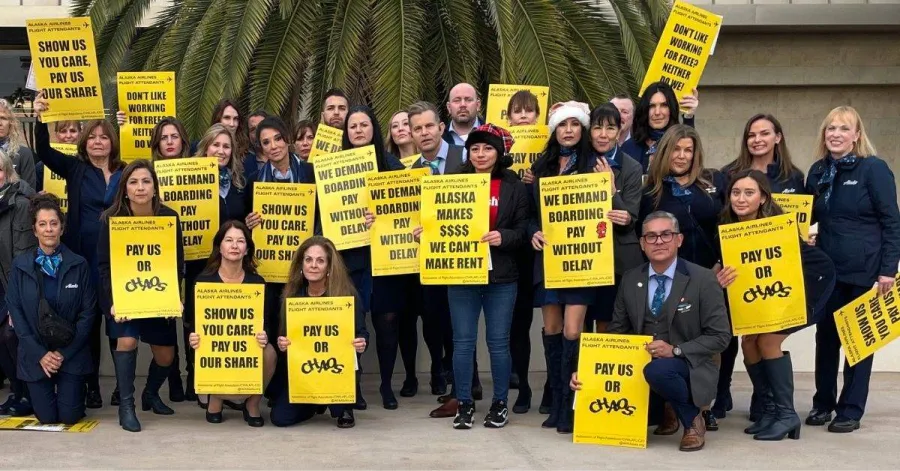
[{"xmin": 1, "ymin": 373, "xmax": 898, "ymax": 469}]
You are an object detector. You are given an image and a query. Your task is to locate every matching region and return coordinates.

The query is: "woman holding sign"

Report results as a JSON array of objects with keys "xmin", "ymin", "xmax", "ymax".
[
  {"xmin": 6, "ymin": 194, "xmax": 96, "ymax": 425},
  {"xmin": 34, "ymin": 93, "xmax": 124, "ymax": 410},
  {"xmin": 272, "ymin": 236, "xmax": 368, "ymax": 429},
  {"xmin": 189, "ymin": 221, "xmax": 276, "ymax": 426},
  {"xmin": 529, "ymin": 101, "xmax": 595, "ymax": 433},
  {"xmin": 716, "ymin": 169, "xmax": 836, "ymax": 440},
  {"xmin": 714, "ymin": 114, "xmax": 806, "ymax": 421},
  {"xmin": 439, "ymin": 124, "xmax": 528, "ymax": 430},
  {"xmin": 293, "ymin": 120, "xmax": 317, "ymax": 162},
  {"xmin": 343, "ymin": 106, "xmax": 405, "ymax": 410},
  {"xmin": 98, "ymin": 160, "xmax": 185, "ymax": 432},
  {"xmin": 805, "ymin": 107, "xmax": 900, "ymax": 434},
  {"xmin": 115, "ymin": 114, "xmax": 191, "ymax": 162},
  {"xmin": 622, "ymin": 82, "xmax": 699, "ymax": 173}
]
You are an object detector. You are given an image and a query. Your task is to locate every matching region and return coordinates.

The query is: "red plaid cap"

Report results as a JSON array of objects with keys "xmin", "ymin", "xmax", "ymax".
[{"xmin": 466, "ymin": 123, "xmax": 515, "ymax": 155}]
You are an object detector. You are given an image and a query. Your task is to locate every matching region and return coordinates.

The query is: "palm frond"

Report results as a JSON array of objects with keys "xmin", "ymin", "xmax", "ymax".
[
  {"xmin": 97, "ymin": 0, "xmax": 155, "ymax": 82},
  {"xmin": 222, "ymin": 0, "xmax": 276, "ymax": 101},
  {"xmin": 428, "ymin": 0, "xmax": 479, "ymax": 94},
  {"xmin": 510, "ymin": 0, "xmax": 573, "ymax": 103},
  {"xmin": 482, "ymin": 0, "xmax": 520, "ymax": 83},
  {"xmin": 69, "ymin": 0, "xmax": 98, "ymax": 17},
  {"xmin": 370, "ymin": 0, "xmax": 427, "ymax": 128},
  {"xmin": 145, "ymin": 0, "xmax": 213, "ymax": 73},
  {"xmin": 608, "ymin": 0, "xmax": 658, "ymax": 90},
  {"xmin": 642, "ymin": 0, "xmax": 672, "ymax": 37},
  {"xmin": 175, "ymin": 0, "xmax": 229, "ymax": 136}
]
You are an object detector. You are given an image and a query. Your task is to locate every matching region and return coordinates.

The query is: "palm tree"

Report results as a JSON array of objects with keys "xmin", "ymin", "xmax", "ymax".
[{"xmin": 73, "ymin": 0, "xmax": 670, "ymax": 138}]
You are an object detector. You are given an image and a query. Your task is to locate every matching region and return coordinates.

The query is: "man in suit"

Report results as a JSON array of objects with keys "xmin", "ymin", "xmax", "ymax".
[
  {"xmin": 442, "ymin": 83, "xmax": 483, "ymax": 146},
  {"xmin": 408, "ymin": 101, "xmax": 466, "ymax": 176},
  {"xmin": 572, "ymin": 210, "xmax": 730, "ymax": 451}
]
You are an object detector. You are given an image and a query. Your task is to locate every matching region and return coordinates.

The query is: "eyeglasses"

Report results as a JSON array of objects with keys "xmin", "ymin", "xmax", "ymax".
[{"xmin": 642, "ymin": 231, "xmax": 679, "ymax": 244}]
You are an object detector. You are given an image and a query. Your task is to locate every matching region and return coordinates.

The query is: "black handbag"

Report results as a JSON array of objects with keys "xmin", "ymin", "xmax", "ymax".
[{"xmin": 35, "ymin": 269, "xmax": 75, "ymax": 351}]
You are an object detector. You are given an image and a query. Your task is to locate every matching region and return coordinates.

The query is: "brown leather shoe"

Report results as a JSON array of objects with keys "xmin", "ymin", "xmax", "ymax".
[
  {"xmin": 430, "ymin": 398, "xmax": 458, "ymax": 418},
  {"xmin": 654, "ymin": 403, "xmax": 680, "ymax": 435},
  {"xmin": 679, "ymin": 413, "xmax": 706, "ymax": 452}
]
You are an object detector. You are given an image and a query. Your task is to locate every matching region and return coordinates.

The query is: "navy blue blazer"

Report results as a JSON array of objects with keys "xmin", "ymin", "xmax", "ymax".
[
  {"xmin": 6, "ymin": 244, "xmax": 97, "ymax": 382},
  {"xmin": 806, "ymin": 156, "xmax": 900, "ymax": 287},
  {"xmin": 721, "ymin": 160, "xmax": 806, "ymax": 195}
]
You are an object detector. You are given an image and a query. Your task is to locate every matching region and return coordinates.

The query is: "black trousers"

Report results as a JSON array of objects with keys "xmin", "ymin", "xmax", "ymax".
[
  {"xmin": 0, "ymin": 321, "xmax": 24, "ymax": 398},
  {"xmin": 27, "ymin": 371, "xmax": 86, "ymax": 425}
]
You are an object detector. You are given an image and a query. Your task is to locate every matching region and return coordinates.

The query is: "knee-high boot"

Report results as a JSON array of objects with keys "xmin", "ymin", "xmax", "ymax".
[
  {"xmin": 142, "ymin": 361, "xmax": 175, "ymax": 415},
  {"xmin": 755, "ymin": 353, "xmax": 801, "ymax": 441},
  {"xmin": 541, "ymin": 333, "xmax": 563, "ymax": 428},
  {"xmin": 556, "ymin": 338, "xmax": 579, "ymax": 434},
  {"xmin": 113, "ymin": 350, "xmax": 141, "ymax": 432},
  {"xmin": 745, "ymin": 360, "xmax": 776, "ymax": 434}
]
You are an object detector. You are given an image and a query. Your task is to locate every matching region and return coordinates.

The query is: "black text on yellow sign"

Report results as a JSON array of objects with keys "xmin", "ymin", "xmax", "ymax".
[
  {"xmin": 252, "ymin": 183, "xmax": 317, "ymax": 283},
  {"xmin": 286, "ymin": 297, "xmax": 356, "ymax": 404},
  {"xmin": 26, "ymin": 17, "xmax": 104, "ymax": 122},
  {"xmin": 834, "ymin": 273, "xmax": 900, "ymax": 366},
  {"xmin": 574, "ymin": 334, "xmax": 652, "ymax": 448},
  {"xmin": 508, "ymin": 125, "xmax": 549, "ymax": 180},
  {"xmin": 719, "ymin": 213, "xmax": 807, "ymax": 335},
  {"xmin": 118, "ymin": 71, "xmax": 177, "ymax": 162},
  {"xmin": 419, "ymin": 174, "xmax": 490, "ymax": 285},
  {"xmin": 315, "ymin": 145, "xmax": 378, "ymax": 251},
  {"xmin": 540, "ymin": 173, "xmax": 615, "ymax": 289},
  {"xmin": 155, "ymin": 157, "xmax": 219, "ymax": 261},
  {"xmin": 367, "ymin": 168, "xmax": 429, "ymax": 276},
  {"xmin": 109, "ymin": 216, "xmax": 181, "ymax": 319},
  {"xmin": 640, "ymin": 0, "xmax": 721, "ymax": 103},
  {"xmin": 194, "ymin": 283, "xmax": 265, "ymax": 395},
  {"xmin": 772, "ymin": 194, "xmax": 813, "ymax": 241},
  {"xmin": 307, "ymin": 124, "xmax": 343, "ymax": 162}
]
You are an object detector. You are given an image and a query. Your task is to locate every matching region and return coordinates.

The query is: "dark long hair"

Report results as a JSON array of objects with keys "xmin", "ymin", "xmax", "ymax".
[
  {"xmin": 719, "ymin": 169, "xmax": 784, "ymax": 225},
  {"xmin": 149, "ymin": 117, "xmax": 191, "ymax": 161},
  {"xmin": 633, "ymin": 81, "xmax": 680, "ymax": 145},
  {"xmin": 211, "ymin": 99, "xmax": 248, "ymax": 159},
  {"xmin": 459, "ymin": 145, "xmax": 513, "ymax": 178},
  {"xmin": 102, "ymin": 159, "xmax": 162, "ymax": 220},
  {"xmin": 341, "ymin": 105, "xmax": 392, "ymax": 171},
  {"xmin": 531, "ymin": 122, "xmax": 593, "ymax": 179},
  {"xmin": 201, "ymin": 220, "xmax": 258, "ymax": 276},
  {"xmin": 725, "ymin": 114, "xmax": 801, "ymax": 184}
]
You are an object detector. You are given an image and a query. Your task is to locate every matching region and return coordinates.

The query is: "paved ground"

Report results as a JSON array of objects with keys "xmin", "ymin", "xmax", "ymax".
[{"xmin": 1, "ymin": 373, "xmax": 898, "ymax": 469}]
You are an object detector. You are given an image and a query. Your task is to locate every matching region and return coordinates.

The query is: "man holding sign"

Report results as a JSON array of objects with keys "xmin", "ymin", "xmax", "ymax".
[{"xmin": 573, "ymin": 211, "xmax": 729, "ymax": 451}]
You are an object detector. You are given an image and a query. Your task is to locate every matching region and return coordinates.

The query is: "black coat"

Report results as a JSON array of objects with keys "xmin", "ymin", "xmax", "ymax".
[
  {"xmin": 721, "ymin": 160, "xmax": 805, "ymax": 194},
  {"xmin": 806, "ymin": 156, "xmax": 900, "ymax": 287},
  {"xmin": 6, "ymin": 244, "xmax": 96, "ymax": 382},
  {"xmin": 481, "ymin": 169, "xmax": 529, "ymax": 284}
]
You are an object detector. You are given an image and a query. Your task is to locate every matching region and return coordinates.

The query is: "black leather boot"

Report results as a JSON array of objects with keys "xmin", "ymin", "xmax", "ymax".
[
  {"xmin": 142, "ymin": 361, "xmax": 175, "ymax": 415},
  {"xmin": 556, "ymin": 337, "xmax": 578, "ymax": 434},
  {"xmin": 540, "ymin": 333, "xmax": 563, "ymax": 428},
  {"xmin": 755, "ymin": 353, "xmax": 801, "ymax": 441},
  {"xmin": 113, "ymin": 350, "xmax": 141, "ymax": 432}
]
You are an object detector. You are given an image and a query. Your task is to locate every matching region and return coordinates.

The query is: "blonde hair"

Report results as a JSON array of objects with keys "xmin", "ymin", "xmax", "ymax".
[
  {"xmin": 646, "ymin": 124, "xmax": 713, "ymax": 207},
  {"xmin": 0, "ymin": 148, "xmax": 20, "ymax": 184},
  {"xmin": 814, "ymin": 106, "xmax": 877, "ymax": 158},
  {"xmin": 0, "ymin": 100, "xmax": 28, "ymax": 156},
  {"xmin": 194, "ymin": 124, "xmax": 246, "ymax": 190}
]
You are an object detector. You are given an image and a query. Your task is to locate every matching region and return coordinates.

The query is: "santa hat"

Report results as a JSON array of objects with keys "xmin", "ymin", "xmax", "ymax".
[{"xmin": 547, "ymin": 101, "xmax": 590, "ymax": 130}]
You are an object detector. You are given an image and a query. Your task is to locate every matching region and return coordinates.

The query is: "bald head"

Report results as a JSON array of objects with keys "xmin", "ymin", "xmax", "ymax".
[{"xmin": 447, "ymin": 83, "xmax": 480, "ymax": 127}]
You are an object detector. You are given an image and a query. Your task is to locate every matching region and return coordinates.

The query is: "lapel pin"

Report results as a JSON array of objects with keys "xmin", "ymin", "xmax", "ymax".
[{"xmin": 637, "ymin": 282, "xmax": 643, "ymax": 288}]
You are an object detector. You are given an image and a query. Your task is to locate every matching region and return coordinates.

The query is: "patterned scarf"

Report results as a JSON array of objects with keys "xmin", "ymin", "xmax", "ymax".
[
  {"xmin": 596, "ymin": 145, "xmax": 620, "ymax": 169},
  {"xmin": 559, "ymin": 146, "xmax": 578, "ymax": 175},
  {"xmin": 817, "ymin": 153, "xmax": 857, "ymax": 207},
  {"xmin": 663, "ymin": 175, "xmax": 692, "ymax": 204},
  {"xmin": 645, "ymin": 128, "xmax": 667, "ymax": 156},
  {"xmin": 35, "ymin": 246, "xmax": 62, "ymax": 278},
  {"xmin": 219, "ymin": 166, "xmax": 232, "ymax": 198}
]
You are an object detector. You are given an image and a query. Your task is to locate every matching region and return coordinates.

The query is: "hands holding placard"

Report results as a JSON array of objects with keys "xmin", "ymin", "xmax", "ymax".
[
  {"xmin": 33, "ymin": 91, "xmax": 49, "ymax": 122},
  {"xmin": 715, "ymin": 264, "xmax": 737, "ymax": 289},
  {"xmin": 679, "ymin": 88, "xmax": 700, "ymax": 117},
  {"xmin": 277, "ymin": 336, "xmax": 367, "ymax": 353},
  {"xmin": 876, "ymin": 276, "xmax": 895, "ymax": 296}
]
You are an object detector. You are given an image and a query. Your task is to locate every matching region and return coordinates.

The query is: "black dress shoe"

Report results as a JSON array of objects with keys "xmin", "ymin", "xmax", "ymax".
[
  {"xmin": 354, "ymin": 395, "xmax": 367, "ymax": 411},
  {"xmin": 197, "ymin": 395, "xmax": 209, "ymax": 410},
  {"xmin": 400, "ymin": 378, "xmax": 418, "ymax": 397},
  {"xmin": 243, "ymin": 406, "xmax": 265, "ymax": 427},
  {"xmin": 703, "ymin": 410, "xmax": 719, "ymax": 431},
  {"xmin": 110, "ymin": 386, "xmax": 121, "ymax": 406},
  {"xmin": 512, "ymin": 386, "xmax": 532, "ymax": 414},
  {"xmin": 805, "ymin": 409, "xmax": 832, "ymax": 426},
  {"xmin": 206, "ymin": 410, "xmax": 223, "ymax": 423},
  {"xmin": 337, "ymin": 409, "xmax": 355, "ymax": 428},
  {"xmin": 8, "ymin": 397, "xmax": 33, "ymax": 417},
  {"xmin": 223, "ymin": 399, "xmax": 244, "ymax": 411},
  {"xmin": 85, "ymin": 388, "xmax": 103, "ymax": 409},
  {"xmin": 0, "ymin": 394, "xmax": 17, "ymax": 414},
  {"xmin": 430, "ymin": 375, "xmax": 447, "ymax": 396},
  {"xmin": 828, "ymin": 417, "xmax": 860, "ymax": 433},
  {"xmin": 381, "ymin": 385, "xmax": 398, "ymax": 410}
]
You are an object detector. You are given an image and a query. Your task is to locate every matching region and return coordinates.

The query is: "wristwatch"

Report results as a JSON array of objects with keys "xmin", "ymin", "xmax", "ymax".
[{"xmin": 673, "ymin": 346, "xmax": 683, "ymax": 357}]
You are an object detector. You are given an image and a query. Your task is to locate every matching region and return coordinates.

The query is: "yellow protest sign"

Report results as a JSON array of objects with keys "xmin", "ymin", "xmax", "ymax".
[
  {"xmin": 540, "ymin": 173, "xmax": 615, "ymax": 289},
  {"xmin": 0, "ymin": 417, "xmax": 98, "ymax": 433},
  {"xmin": 834, "ymin": 274, "xmax": 900, "ymax": 366},
  {"xmin": 574, "ymin": 333, "xmax": 652, "ymax": 448},
  {"xmin": 486, "ymin": 84, "xmax": 550, "ymax": 126},
  {"xmin": 43, "ymin": 143, "xmax": 74, "ymax": 214},
  {"xmin": 252, "ymin": 183, "xmax": 317, "ymax": 283},
  {"xmin": 194, "ymin": 283, "xmax": 265, "ymax": 395},
  {"xmin": 118, "ymin": 72, "xmax": 177, "ymax": 162},
  {"xmin": 419, "ymin": 174, "xmax": 490, "ymax": 285},
  {"xmin": 773, "ymin": 194, "xmax": 813, "ymax": 241},
  {"xmin": 26, "ymin": 18, "xmax": 104, "ymax": 122},
  {"xmin": 640, "ymin": 0, "xmax": 722, "ymax": 106},
  {"xmin": 400, "ymin": 155, "xmax": 419, "ymax": 168},
  {"xmin": 315, "ymin": 145, "xmax": 378, "ymax": 250},
  {"xmin": 509, "ymin": 125, "xmax": 549, "ymax": 180},
  {"xmin": 719, "ymin": 213, "xmax": 807, "ymax": 335},
  {"xmin": 367, "ymin": 168, "xmax": 429, "ymax": 276},
  {"xmin": 286, "ymin": 296, "xmax": 356, "ymax": 404},
  {"xmin": 155, "ymin": 157, "xmax": 218, "ymax": 261},
  {"xmin": 109, "ymin": 217, "xmax": 181, "ymax": 319},
  {"xmin": 307, "ymin": 124, "xmax": 344, "ymax": 162}
]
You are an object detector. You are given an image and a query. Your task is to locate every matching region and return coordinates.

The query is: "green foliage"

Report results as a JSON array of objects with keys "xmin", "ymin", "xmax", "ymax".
[{"xmin": 79, "ymin": 0, "xmax": 671, "ymax": 138}]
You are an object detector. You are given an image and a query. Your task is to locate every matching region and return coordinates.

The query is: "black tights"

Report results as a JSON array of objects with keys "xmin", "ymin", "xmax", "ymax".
[
  {"xmin": 373, "ymin": 311, "xmax": 401, "ymax": 390},
  {"xmin": 397, "ymin": 309, "xmax": 418, "ymax": 380},
  {"xmin": 85, "ymin": 311, "xmax": 102, "ymax": 391}
]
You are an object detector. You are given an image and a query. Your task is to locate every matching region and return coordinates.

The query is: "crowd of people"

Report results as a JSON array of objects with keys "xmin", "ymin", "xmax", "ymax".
[{"xmin": 0, "ymin": 79, "xmax": 896, "ymax": 452}]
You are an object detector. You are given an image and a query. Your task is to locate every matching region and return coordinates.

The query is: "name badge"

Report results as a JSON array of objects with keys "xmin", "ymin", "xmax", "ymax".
[{"xmin": 676, "ymin": 302, "xmax": 692, "ymax": 313}]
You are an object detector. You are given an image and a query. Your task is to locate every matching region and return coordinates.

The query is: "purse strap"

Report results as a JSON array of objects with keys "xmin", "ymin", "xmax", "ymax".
[{"xmin": 35, "ymin": 266, "xmax": 46, "ymax": 301}]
